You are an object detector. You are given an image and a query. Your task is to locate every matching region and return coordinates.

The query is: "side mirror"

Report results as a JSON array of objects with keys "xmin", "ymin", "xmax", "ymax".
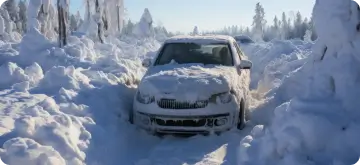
[
  {"xmin": 142, "ymin": 58, "xmax": 152, "ymax": 68},
  {"xmin": 239, "ymin": 60, "xmax": 252, "ymax": 69}
]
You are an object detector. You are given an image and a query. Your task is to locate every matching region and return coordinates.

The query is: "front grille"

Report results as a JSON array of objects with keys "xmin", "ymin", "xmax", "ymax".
[
  {"xmin": 157, "ymin": 99, "xmax": 208, "ymax": 109},
  {"xmin": 155, "ymin": 119, "xmax": 207, "ymax": 127}
]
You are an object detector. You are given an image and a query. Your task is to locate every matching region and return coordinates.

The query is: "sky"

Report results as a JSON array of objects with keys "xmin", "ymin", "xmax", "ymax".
[{"xmin": 70, "ymin": 0, "xmax": 315, "ymax": 33}]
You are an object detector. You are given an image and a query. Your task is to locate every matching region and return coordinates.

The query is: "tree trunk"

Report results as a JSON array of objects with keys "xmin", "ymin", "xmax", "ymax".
[
  {"xmin": 95, "ymin": 0, "xmax": 104, "ymax": 43},
  {"xmin": 57, "ymin": 0, "xmax": 67, "ymax": 47},
  {"xmin": 87, "ymin": 0, "xmax": 90, "ymax": 21},
  {"xmin": 117, "ymin": 6, "xmax": 120, "ymax": 32}
]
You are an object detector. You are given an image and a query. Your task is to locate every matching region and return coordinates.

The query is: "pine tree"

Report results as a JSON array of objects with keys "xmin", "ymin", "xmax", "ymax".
[
  {"xmin": 252, "ymin": 2, "xmax": 266, "ymax": 41},
  {"xmin": 272, "ymin": 16, "xmax": 280, "ymax": 39},
  {"xmin": 75, "ymin": 11, "xmax": 83, "ymax": 30},
  {"xmin": 280, "ymin": 12, "xmax": 288, "ymax": 39},
  {"xmin": 192, "ymin": 26, "xmax": 199, "ymax": 35},
  {"xmin": 70, "ymin": 14, "xmax": 78, "ymax": 31},
  {"xmin": 293, "ymin": 11, "xmax": 304, "ymax": 39},
  {"xmin": 122, "ymin": 19, "xmax": 134, "ymax": 35},
  {"xmin": 132, "ymin": 8, "xmax": 154, "ymax": 37}
]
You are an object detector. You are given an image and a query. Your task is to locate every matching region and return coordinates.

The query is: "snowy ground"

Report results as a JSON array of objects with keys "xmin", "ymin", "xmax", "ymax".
[{"xmin": 0, "ymin": 26, "xmax": 315, "ymax": 165}]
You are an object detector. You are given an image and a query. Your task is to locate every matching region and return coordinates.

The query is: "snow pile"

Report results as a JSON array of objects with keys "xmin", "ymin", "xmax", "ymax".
[
  {"xmin": 0, "ymin": 91, "xmax": 94, "ymax": 165},
  {"xmin": 0, "ymin": 19, "xmax": 161, "ymax": 164},
  {"xmin": 241, "ymin": 39, "xmax": 313, "ymax": 90},
  {"xmin": 139, "ymin": 64, "xmax": 237, "ymax": 101},
  {"xmin": 0, "ymin": 62, "xmax": 43, "ymax": 90},
  {"xmin": 1, "ymin": 138, "xmax": 66, "ymax": 165},
  {"xmin": 238, "ymin": 1, "xmax": 360, "ymax": 165}
]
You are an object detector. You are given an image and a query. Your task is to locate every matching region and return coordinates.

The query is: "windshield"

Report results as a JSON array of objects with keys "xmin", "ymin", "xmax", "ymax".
[{"xmin": 155, "ymin": 43, "xmax": 233, "ymax": 66}]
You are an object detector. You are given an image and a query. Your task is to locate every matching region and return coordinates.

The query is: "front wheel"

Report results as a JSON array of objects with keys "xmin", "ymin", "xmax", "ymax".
[
  {"xmin": 129, "ymin": 110, "xmax": 134, "ymax": 124},
  {"xmin": 237, "ymin": 100, "xmax": 246, "ymax": 130}
]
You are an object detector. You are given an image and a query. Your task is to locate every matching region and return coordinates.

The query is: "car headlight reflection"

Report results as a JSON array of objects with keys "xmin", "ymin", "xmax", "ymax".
[{"xmin": 136, "ymin": 92, "xmax": 155, "ymax": 104}]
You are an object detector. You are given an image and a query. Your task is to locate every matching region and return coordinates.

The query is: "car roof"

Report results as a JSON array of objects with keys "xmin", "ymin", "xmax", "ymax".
[
  {"xmin": 164, "ymin": 35, "xmax": 236, "ymax": 44},
  {"xmin": 234, "ymin": 35, "xmax": 252, "ymax": 40}
]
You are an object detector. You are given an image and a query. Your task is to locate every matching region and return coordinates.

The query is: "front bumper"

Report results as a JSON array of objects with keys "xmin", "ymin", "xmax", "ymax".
[{"xmin": 134, "ymin": 112, "xmax": 236, "ymax": 133}]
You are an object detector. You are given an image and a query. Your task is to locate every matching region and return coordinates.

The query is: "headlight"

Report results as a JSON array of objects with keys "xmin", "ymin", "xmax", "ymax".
[
  {"xmin": 209, "ymin": 92, "xmax": 232, "ymax": 104},
  {"xmin": 136, "ymin": 92, "xmax": 155, "ymax": 104}
]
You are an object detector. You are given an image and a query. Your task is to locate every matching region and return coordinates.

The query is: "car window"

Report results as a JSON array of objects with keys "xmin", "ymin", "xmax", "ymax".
[
  {"xmin": 233, "ymin": 42, "xmax": 244, "ymax": 60},
  {"xmin": 155, "ymin": 43, "xmax": 234, "ymax": 66}
]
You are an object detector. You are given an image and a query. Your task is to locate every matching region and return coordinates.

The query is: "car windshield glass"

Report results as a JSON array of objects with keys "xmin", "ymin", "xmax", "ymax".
[{"xmin": 155, "ymin": 43, "xmax": 233, "ymax": 66}]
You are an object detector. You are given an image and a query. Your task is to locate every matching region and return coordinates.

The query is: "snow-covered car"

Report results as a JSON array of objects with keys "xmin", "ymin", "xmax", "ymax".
[
  {"xmin": 130, "ymin": 35, "xmax": 253, "ymax": 134},
  {"xmin": 234, "ymin": 35, "xmax": 255, "ymax": 45}
]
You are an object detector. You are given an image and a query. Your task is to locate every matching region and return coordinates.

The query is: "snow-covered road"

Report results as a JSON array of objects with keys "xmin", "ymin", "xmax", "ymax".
[{"xmin": 0, "ymin": 28, "xmax": 312, "ymax": 165}]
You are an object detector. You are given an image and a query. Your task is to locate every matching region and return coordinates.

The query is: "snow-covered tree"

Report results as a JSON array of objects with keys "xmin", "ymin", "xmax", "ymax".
[
  {"xmin": 17, "ymin": 0, "xmax": 27, "ymax": 33},
  {"xmin": 95, "ymin": 0, "xmax": 104, "ymax": 43},
  {"xmin": 252, "ymin": 2, "xmax": 266, "ymax": 42},
  {"xmin": 27, "ymin": 0, "xmax": 42, "ymax": 31},
  {"xmin": 76, "ymin": 11, "xmax": 83, "ymax": 26},
  {"xmin": 57, "ymin": 0, "xmax": 69, "ymax": 47},
  {"xmin": 18, "ymin": 0, "xmax": 27, "ymax": 33},
  {"xmin": 267, "ymin": 16, "xmax": 280, "ymax": 40},
  {"xmin": 303, "ymin": 29, "xmax": 312, "ymax": 42},
  {"xmin": 132, "ymin": 8, "xmax": 154, "ymax": 38},
  {"xmin": 115, "ymin": 0, "xmax": 125, "ymax": 32},
  {"xmin": 70, "ymin": 14, "xmax": 78, "ymax": 31},
  {"xmin": 192, "ymin": 26, "xmax": 199, "ymax": 35},
  {"xmin": 4, "ymin": 0, "xmax": 19, "ymax": 22},
  {"xmin": 105, "ymin": 0, "xmax": 125, "ymax": 35},
  {"xmin": 0, "ymin": 14, "xmax": 5, "ymax": 35},
  {"xmin": 293, "ymin": 11, "xmax": 305, "ymax": 39},
  {"xmin": 280, "ymin": 12, "xmax": 289, "ymax": 40},
  {"xmin": 122, "ymin": 19, "xmax": 134, "ymax": 35},
  {"xmin": 1, "ymin": 9, "xmax": 13, "ymax": 33}
]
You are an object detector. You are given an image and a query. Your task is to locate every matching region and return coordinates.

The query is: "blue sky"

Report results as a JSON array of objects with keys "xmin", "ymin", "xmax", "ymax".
[{"xmin": 70, "ymin": 0, "xmax": 315, "ymax": 33}]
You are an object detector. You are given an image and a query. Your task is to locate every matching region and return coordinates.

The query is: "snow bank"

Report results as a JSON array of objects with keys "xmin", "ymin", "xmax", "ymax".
[
  {"xmin": 0, "ymin": 91, "xmax": 93, "ymax": 165},
  {"xmin": 0, "ymin": 20, "xmax": 161, "ymax": 164},
  {"xmin": 1, "ymin": 138, "xmax": 66, "ymax": 165},
  {"xmin": 242, "ymin": 39, "xmax": 313, "ymax": 91},
  {"xmin": 0, "ymin": 62, "xmax": 43, "ymax": 90},
  {"xmin": 238, "ymin": 1, "xmax": 360, "ymax": 165}
]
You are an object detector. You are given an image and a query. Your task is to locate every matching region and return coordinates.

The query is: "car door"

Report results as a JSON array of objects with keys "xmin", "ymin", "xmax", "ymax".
[{"xmin": 232, "ymin": 41, "xmax": 251, "ymax": 102}]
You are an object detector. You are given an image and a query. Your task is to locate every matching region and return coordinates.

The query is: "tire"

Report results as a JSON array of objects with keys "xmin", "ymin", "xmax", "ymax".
[
  {"xmin": 245, "ymin": 100, "xmax": 251, "ymax": 121},
  {"xmin": 237, "ymin": 100, "xmax": 246, "ymax": 130},
  {"xmin": 129, "ymin": 110, "xmax": 134, "ymax": 124}
]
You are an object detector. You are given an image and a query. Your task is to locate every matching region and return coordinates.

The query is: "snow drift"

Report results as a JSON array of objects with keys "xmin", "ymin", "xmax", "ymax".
[
  {"xmin": 238, "ymin": 1, "xmax": 360, "ymax": 165},
  {"xmin": 0, "ymin": 20, "xmax": 161, "ymax": 164}
]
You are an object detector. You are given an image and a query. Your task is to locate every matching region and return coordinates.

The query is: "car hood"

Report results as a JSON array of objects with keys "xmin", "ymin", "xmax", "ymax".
[{"xmin": 138, "ymin": 64, "xmax": 237, "ymax": 101}]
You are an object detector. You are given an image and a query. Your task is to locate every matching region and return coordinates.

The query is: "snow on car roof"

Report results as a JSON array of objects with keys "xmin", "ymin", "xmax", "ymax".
[{"xmin": 165, "ymin": 35, "xmax": 235, "ymax": 44}]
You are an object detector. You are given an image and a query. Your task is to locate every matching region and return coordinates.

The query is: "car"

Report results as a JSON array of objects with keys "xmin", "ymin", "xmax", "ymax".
[
  {"xmin": 130, "ymin": 35, "xmax": 252, "ymax": 135},
  {"xmin": 234, "ymin": 35, "xmax": 255, "ymax": 45}
]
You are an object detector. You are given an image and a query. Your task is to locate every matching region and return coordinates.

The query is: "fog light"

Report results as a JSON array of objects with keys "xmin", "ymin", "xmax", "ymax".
[
  {"xmin": 141, "ymin": 117, "xmax": 150, "ymax": 125},
  {"xmin": 215, "ymin": 118, "xmax": 227, "ymax": 126},
  {"xmin": 136, "ymin": 115, "xmax": 150, "ymax": 125}
]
